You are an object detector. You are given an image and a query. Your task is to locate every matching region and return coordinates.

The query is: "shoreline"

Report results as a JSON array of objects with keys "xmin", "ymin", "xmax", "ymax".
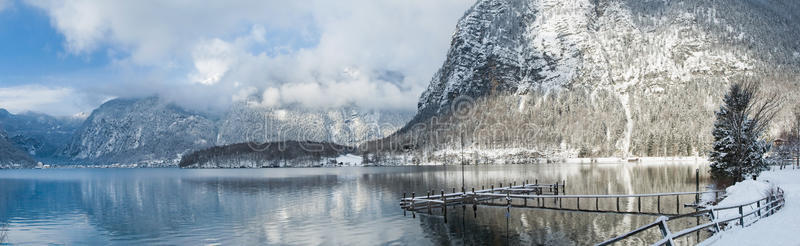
[{"xmin": 2, "ymin": 156, "xmax": 711, "ymax": 169}]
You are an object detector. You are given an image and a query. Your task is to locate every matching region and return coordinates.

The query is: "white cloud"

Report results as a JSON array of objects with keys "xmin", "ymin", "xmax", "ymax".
[
  {"xmin": 0, "ymin": 0, "xmax": 10, "ymax": 12},
  {"xmin": 190, "ymin": 39, "xmax": 237, "ymax": 85},
  {"xmin": 23, "ymin": 0, "xmax": 477, "ymax": 112},
  {"xmin": 0, "ymin": 85, "xmax": 97, "ymax": 116}
]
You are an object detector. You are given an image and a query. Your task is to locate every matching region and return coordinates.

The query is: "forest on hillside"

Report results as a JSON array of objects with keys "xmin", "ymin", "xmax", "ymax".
[
  {"xmin": 179, "ymin": 141, "xmax": 352, "ymax": 168},
  {"xmin": 362, "ymin": 79, "xmax": 800, "ymax": 163}
]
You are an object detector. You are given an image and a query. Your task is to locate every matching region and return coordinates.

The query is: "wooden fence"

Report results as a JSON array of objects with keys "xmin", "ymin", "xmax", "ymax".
[{"xmin": 597, "ymin": 187, "xmax": 786, "ymax": 246}]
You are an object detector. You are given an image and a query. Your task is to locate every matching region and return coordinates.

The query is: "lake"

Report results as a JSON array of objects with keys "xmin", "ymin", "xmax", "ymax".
[{"xmin": 0, "ymin": 162, "xmax": 710, "ymax": 245}]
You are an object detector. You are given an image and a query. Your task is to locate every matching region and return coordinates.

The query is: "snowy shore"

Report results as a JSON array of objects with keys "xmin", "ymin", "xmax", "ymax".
[{"xmin": 703, "ymin": 168, "xmax": 800, "ymax": 245}]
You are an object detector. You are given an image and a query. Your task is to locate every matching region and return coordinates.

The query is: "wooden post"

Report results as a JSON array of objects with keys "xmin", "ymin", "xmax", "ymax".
[
  {"xmin": 403, "ymin": 192, "xmax": 407, "ymax": 216},
  {"xmin": 638, "ymin": 196, "xmax": 642, "ymax": 213},
  {"xmin": 657, "ymin": 196, "xmax": 661, "ymax": 213},
  {"xmin": 657, "ymin": 220, "xmax": 675, "ymax": 246},
  {"xmin": 441, "ymin": 190, "xmax": 446, "ymax": 223},
  {"xmin": 676, "ymin": 195, "xmax": 680, "ymax": 214},
  {"xmin": 709, "ymin": 210, "xmax": 721, "ymax": 232},
  {"xmin": 695, "ymin": 168, "xmax": 700, "ymax": 206},
  {"xmin": 427, "ymin": 191, "xmax": 431, "ymax": 214},
  {"xmin": 696, "ymin": 169, "xmax": 700, "ymax": 241},
  {"xmin": 757, "ymin": 200, "xmax": 762, "ymax": 217},
  {"xmin": 616, "ymin": 197, "xmax": 620, "ymax": 212},
  {"xmin": 577, "ymin": 197, "xmax": 580, "ymax": 210},
  {"xmin": 739, "ymin": 206, "xmax": 744, "ymax": 227},
  {"xmin": 563, "ymin": 180, "xmax": 566, "ymax": 195},
  {"xmin": 596, "ymin": 197, "xmax": 599, "ymax": 211},
  {"xmin": 412, "ymin": 192, "xmax": 416, "ymax": 218}
]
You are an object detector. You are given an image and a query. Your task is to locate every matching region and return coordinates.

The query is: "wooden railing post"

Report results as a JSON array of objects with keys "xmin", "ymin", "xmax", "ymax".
[
  {"xmin": 441, "ymin": 190, "xmax": 447, "ymax": 223},
  {"xmin": 616, "ymin": 197, "xmax": 620, "ymax": 212},
  {"xmin": 596, "ymin": 197, "xmax": 599, "ymax": 211},
  {"xmin": 657, "ymin": 195, "xmax": 661, "ymax": 213},
  {"xmin": 638, "ymin": 196, "xmax": 642, "ymax": 213},
  {"xmin": 411, "ymin": 192, "xmax": 416, "ymax": 218},
  {"xmin": 710, "ymin": 209, "xmax": 721, "ymax": 232},
  {"xmin": 403, "ymin": 192, "xmax": 407, "ymax": 216},
  {"xmin": 739, "ymin": 206, "xmax": 744, "ymax": 227},
  {"xmin": 676, "ymin": 195, "xmax": 680, "ymax": 214},
  {"xmin": 577, "ymin": 197, "xmax": 580, "ymax": 210},
  {"xmin": 658, "ymin": 219, "xmax": 675, "ymax": 246},
  {"xmin": 757, "ymin": 200, "xmax": 762, "ymax": 217},
  {"xmin": 427, "ymin": 191, "xmax": 432, "ymax": 214}
]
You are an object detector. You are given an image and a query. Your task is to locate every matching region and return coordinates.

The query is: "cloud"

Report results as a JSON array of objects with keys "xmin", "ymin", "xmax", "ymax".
[
  {"xmin": 0, "ymin": 85, "xmax": 102, "ymax": 116},
  {"xmin": 23, "ymin": 0, "xmax": 476, "ymax": 112},
  {"xmin": 0, "ymin": 0, "xmax": 9, "ymax": 12}
]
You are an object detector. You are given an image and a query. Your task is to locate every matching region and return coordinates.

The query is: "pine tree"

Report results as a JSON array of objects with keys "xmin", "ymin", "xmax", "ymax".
[{"xmin": 709, "ymin": 82, "xmax": 780, "ymax": 183}]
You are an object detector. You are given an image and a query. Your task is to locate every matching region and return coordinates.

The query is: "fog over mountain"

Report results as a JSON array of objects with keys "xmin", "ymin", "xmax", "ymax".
[
  {"xmin": 3, "ymin": 0, "xmax": 800, "ymax": 167},
  {"xmin": 50, "ymin": 97, "xmax": 412, "ymax": 165}
]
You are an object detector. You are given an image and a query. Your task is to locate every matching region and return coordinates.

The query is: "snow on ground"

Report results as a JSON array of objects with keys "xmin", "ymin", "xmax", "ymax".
[
  {"xmin": 565, "ymin": 156, "xmax": 708, "ymax": 165},
  {"xmin": 333, "ymin": 154, "xmax": 362, "ymax": 166},
  {"xmin": 710, "ymin": 179, "xmax": 775, "ymax": 228},
  {"xmin": 703, "ymin": 168, "xmax": 800, "ymax": 245}
]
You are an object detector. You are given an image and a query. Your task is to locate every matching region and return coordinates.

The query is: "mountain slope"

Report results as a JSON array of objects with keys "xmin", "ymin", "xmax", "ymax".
[
  {"xmin": 388, "ymin": 0, "xmax": 800, "ymax": 159},
  {"xmin": 63, "ymin": 97, "xmax": 217, "ymax": 165},
  {"xmin": 217, "ymin": 103, "xmax": 413, "ymax": 147},
  {"xmin": 0, "ymin": 127, "xmax": 36, "ymax": 168},
  {"xmin": 62, "ymin": 97, "xmax": 413, "ymax": 166},
  {"xmin": 0, "ymin": 109, "xmax": 81, "ymax": 159}
]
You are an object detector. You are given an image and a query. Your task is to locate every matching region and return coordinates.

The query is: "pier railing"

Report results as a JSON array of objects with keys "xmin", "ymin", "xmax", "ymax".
[
  {"xmin": 596, "ymin": 187, "xmax": 786, "ymax": 246},
  {"xmin": 401, "ymin": 181, "xmax": 723, "ymax": 217}
]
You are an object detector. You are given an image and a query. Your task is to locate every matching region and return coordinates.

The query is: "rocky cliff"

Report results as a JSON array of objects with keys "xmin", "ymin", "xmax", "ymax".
[{"xmin": 396, "ymin": 0, "xmax": 800, "ymax": 158}]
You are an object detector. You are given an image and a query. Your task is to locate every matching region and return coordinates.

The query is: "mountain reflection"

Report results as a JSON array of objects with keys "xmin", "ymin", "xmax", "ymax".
[{"xmin": 0, "ymin": 163, "xmax": 710, "ymax": 245}]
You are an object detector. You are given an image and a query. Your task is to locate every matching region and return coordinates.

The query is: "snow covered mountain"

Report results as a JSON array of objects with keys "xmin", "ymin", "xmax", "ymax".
[
  {"xmin": 217, "ymin": 103, "xmax": 414, "ymax": 147},
  {"xmin": 0, "ymin": 127, "xmax": 36, "ymax": 168},
  {"xmin": 62, "ymin": 97, "xmax": 412, "ymax": 165},
  {"xmin": 399, "ymin": 0, "xmax": 800, "ymax": 158},
  {"xmin": 62, "ymin": 97, "xmax": 218, "ymax": 165},
  {"xmin": 0, "ymin": 108, "xmax": 81, "ymax": 159}
]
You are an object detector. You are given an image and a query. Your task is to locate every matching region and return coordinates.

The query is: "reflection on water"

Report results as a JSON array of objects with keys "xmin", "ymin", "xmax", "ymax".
[{"xmin": 0, "ymin": 163, "xmax": 709, "ymax": 245}]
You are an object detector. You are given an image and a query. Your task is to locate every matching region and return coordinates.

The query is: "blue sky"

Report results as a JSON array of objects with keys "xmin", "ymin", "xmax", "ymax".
[
  {"xmin": 0, "ymin": 0, "xmax": 474, "ymax": 116},
  {"xmin": 0, "ymin": 3, "xmax": 109, "ymax": 85}
]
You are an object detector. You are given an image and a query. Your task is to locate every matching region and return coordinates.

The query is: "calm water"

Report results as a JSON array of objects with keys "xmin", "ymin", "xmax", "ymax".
[{"xmin": 0, "ymin": 163, "xmax": 710, "ymax": 245}]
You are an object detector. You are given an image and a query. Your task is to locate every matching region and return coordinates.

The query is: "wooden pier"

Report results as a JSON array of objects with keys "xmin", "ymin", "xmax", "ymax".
[{"xmin": 400, "ymin": 180, "xmax": 723, "ymax": 220}]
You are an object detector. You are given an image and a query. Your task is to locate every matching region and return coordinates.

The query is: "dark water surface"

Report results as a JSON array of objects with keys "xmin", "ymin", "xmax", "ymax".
[{"xmin": 0, "ymin": 163, "xmax": 710, "ymax": 245}]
